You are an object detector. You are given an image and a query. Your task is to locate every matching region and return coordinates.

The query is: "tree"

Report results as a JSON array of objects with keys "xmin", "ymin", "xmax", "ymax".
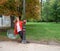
[
  {"xmin": 0, "ymin": 0, "xmax": 41, "ymax": 21},
  {"xmin": 42, "ymin": 0, "xmax": 51, "ymax": 21},
  {"xmin": 42, "ymin": 0, "xmax": 60, "ymax": 22},
  {"xmin": 50, "ymin": 0, "xmax": 60, "ymax": 22},
  {"xmin": 25, "ymin": 0, "xmax": 41, "ymax": 21}
]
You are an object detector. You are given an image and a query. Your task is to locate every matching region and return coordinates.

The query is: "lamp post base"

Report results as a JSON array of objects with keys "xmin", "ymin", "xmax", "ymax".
[{"xmin": 21, "ymin": 40, "xmax": 26, "ymax": 44}]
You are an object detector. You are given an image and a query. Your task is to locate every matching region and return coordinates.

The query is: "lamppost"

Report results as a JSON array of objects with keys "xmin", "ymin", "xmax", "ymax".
[{"xmin": 22, "ymin": 0, "xmax": 26, "ymax": 43}]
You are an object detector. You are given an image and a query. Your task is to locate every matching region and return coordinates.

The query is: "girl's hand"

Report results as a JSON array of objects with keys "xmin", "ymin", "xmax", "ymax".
[{"xmin": 23, "ymin": 20, "xmax": 26, "ymax": 24}]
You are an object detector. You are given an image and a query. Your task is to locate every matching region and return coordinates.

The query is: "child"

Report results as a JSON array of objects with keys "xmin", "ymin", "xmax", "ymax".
[{"xmin": 14, "ymin": 16, "xmax": 23, "ymax": 42}]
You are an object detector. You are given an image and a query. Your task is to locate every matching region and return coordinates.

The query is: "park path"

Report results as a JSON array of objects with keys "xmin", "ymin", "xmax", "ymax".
[{"xmin": 0, "ymin": 41, "xmax": 60, "ymax": 51}]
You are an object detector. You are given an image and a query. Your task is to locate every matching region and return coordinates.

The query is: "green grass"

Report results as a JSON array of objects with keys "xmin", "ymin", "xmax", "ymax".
[
  {"xmin": 0, "ymin": 32, "xmax": 7, "ymax": 36},
  {"xmin": 0, "ymin": 22, "xmax": 60, "ymax": 41},
  {"xmin": 26, "ymin": 22, "xmax": 60, "ymax": 41}
]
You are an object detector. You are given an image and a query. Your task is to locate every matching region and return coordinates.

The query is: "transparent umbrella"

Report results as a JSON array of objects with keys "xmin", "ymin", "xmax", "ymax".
[{"xmin": 7, "ymin": 29, "xmax": 18, "ymax": 39}]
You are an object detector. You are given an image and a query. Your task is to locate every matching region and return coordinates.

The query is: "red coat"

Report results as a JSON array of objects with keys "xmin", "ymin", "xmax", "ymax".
[{"xmin": 14, "ymin": 21, "xmax": 23, "ymax": 35}]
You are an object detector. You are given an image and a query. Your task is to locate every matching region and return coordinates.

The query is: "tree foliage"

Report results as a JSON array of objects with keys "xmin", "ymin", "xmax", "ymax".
[
  {"xmin": 26, "ymin": 0, "xmax": 41, "ymax": 21},
  {"xmin": 0, "ymin": 0, "xmax": 41, "ymax": 21},
  {"xmin": 42, "ymin": 0, "xmax": 60, "ymax": 22}
]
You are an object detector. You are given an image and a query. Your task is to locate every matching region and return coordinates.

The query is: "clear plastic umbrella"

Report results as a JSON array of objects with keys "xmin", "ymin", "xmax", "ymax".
[{"xmin": 7, "ymin": 29, "xmax": 17, "ymax": 39}]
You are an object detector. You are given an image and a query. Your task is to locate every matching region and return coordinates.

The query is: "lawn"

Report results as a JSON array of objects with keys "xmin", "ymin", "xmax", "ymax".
[
  {"xmin": 0, "ymin": 22, "xmax": 60, "ymax": 42},
  {"xmin": 26, "ymin": 22, "xmax": 60, "ymax": 41}
]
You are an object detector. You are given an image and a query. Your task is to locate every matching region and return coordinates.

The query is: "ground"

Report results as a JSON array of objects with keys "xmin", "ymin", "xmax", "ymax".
[{"xmin": 0, "ymin": 41, "xmax": 60, "ymax": 51}]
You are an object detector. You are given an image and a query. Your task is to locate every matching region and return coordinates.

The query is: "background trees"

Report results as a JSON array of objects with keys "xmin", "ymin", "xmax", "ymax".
[
  {"xmin": 0, "ymin": 0, "xmax": 41, "ymax": 21},
  {"xmin": 42, "ymin": 0, "xmax": 60, "ymax": 22},
  {"xmin": 0, "ymin": 0, "xmax": 60, "ymax": 22},
  {"xmin": 26, "ymin": 0, "xmax": 41, "ymax": 21}
]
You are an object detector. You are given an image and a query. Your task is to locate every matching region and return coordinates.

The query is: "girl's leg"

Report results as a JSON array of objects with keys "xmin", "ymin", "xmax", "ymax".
[{"xmin": 18, "ymin": 31, "xmax": 23, "ymax": 40}]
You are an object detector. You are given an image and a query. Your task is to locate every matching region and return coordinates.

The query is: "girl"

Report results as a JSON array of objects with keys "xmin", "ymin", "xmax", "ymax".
[{"xmin": 14, "ymin": 16, "xmax": 23, "ymax": 42}]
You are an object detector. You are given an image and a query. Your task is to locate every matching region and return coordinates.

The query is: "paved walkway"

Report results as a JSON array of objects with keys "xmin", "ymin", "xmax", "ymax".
[{"xmin": 0, "ymin": 41, "xmax": 60, "ymax": 51}]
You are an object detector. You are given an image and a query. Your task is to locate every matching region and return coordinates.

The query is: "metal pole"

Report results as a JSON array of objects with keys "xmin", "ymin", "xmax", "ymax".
[
  {"xmin": 23, "ymin": 0, "xmax": 25, "ymax": 19},
  {"xmin": 22, "ymin": 0, "xmax": 26, "ymax": 43}
]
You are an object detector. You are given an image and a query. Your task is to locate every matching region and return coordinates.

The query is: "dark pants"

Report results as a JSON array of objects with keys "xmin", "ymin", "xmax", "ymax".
[{"xmin": 18, "ymin": 31, "xmax": 23, "ymax": 40}]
